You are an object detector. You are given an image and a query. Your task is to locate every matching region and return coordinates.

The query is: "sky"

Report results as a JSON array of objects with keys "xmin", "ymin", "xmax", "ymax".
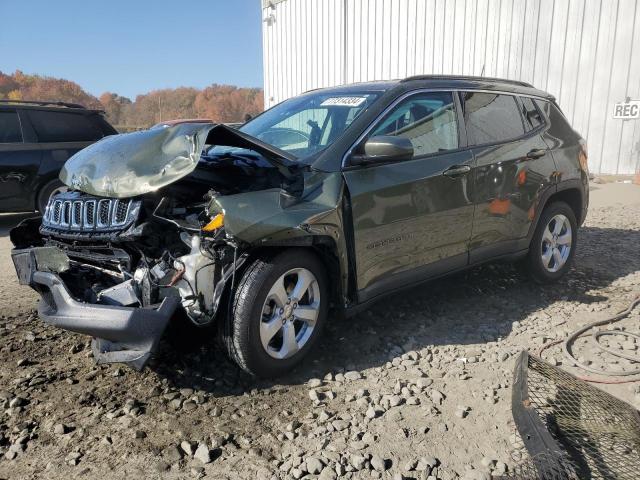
[{"xmin": 0, "ymin": 0, "xmax": 264, "ymax": 99}]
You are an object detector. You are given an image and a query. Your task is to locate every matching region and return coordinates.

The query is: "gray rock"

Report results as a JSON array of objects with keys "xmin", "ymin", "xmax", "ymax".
[
  {"xmin": 430, "ymin": 390, "xmax": 445, "ymax": 405},
  {"xmin": 350, "ymin": 440, "xmax": 366, "ymax": 451},
  {"xmin": 480, "ymin": 457, "xmax": 495, "ymax": 468},
  {"xmin": 53, "ymin": 423, "xmax": 67, "ymax": 435},
  {"xmin": 319, "ymin": 466, "xmax": 338, "ymax": 480},
  {"xmin": 417, "ymin": 456, "xmax": 438, "ymax": 471},
  {"xmin": 163, "ymin": 445, "xmax": 183, "ymax": 463},
  {"xmin": 309, "ymin": 389, "xmax": 321, "ymax": 402},
  {"xmin": 194, "ymin": 443, "xmax": 211, "ymax": 464},
  {"xmin": 366, "ymin": 407, "xmax": 382, "ymax": 419},
  {"xmin": 404, "ymin": 459, "xmax": 418, "ymax": 471},
  {"xmin": 305, "ymin": 456, "xmax": 325, "ymax": 475},
  {"xmin": 180, "ymin": 440, "xmax": 196, "ymax": 457},
  {"xmin": 371, "ymin": 454, "xmax": 387, "ymax": 472},
  {"xmin": 461, "ymin": 469, "xmax": 491, "ymax": 480},
  {"xmin": 332, "ymin": 419, "xmax": 349, "ymax": 431},
  {"xmin": 65, "ymin": 451, "xmax": 82, "ymax": 466},
  {"xmin": 344, "ymin": 371, "xmax": 362, "ymax": 381},
  {"xmin": 350, "ymin": 453, "xmax": 367, "ymax": 470},
  {"xmin": 4, "ymin": 450, "xmax": 17, "ymax": 461},
  {"xmin": 308, "ymin": 378, "xmax": 323, "ymax": 388},
  {"xmin": 494, "ymin": 461, "xmax": 507, "ymax": 475},
  {"xmin": 9, "ymin": 397, "xmax": 26, "ymax": 408}
]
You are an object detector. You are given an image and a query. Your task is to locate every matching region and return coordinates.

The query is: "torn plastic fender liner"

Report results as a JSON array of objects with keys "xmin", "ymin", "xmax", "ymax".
[
  {"xmin": 60, "ymin": 123, "xmax": 298, "ymax": 198},
  {"xmin": 209, "ymin": 171, "xmax": 351, "ymax": 302}
]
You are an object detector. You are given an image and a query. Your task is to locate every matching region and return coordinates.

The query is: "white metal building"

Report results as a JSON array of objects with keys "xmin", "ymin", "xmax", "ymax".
[{"xmin": 261, "ymin": 0, "xmax": 640, "ymax": 175}]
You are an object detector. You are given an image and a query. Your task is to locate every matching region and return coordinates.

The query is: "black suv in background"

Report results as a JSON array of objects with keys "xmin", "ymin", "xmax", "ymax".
[{"xmin": 0, "ymin": 100, "xmax": 117, "ymax": 213}]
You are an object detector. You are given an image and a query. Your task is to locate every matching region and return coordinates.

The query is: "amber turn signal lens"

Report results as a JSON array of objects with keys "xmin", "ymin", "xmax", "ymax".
[{"xmin": 202, "ymin": 213, "xmax": 224, "ymax": 232}]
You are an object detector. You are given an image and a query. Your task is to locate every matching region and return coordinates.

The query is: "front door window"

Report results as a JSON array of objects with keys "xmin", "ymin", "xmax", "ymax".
[{"xmin": 370, "ymin": 91, "xmax": 459, "ymax": 157}]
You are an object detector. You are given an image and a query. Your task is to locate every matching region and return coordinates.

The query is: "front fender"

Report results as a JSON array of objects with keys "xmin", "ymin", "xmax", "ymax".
[{"xmin": 209, "ymin": 171, "xmax": 350, "ymax": 304}]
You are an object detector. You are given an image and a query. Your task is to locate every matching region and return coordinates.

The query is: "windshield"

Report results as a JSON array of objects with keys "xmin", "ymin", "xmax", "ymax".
[{"xmin": 208, "ymin": 91, "xmax": 381, "ymax": 161}]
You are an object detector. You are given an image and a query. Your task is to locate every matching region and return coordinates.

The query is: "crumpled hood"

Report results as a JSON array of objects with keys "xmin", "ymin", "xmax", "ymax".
[
  {"xmin": 60, "ymin": 123, "xmax": 298, "ymax": 198},
  {"xmin": 60, "ymin": 123, "xmax": 212, "ymax": 198}
]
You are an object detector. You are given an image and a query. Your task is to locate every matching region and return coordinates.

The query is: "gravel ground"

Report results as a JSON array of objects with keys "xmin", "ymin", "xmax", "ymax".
[{"xmin": 0, "ymin": 182, "xmax": 639, "ymax": 480}]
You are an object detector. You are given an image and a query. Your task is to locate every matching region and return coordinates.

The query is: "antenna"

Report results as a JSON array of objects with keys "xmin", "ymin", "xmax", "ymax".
[{"xmin": 480, "ymin": 64, "xmax": 485, "ymax": 77}]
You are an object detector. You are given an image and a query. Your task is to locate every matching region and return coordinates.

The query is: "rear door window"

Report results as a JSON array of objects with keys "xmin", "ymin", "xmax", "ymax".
[
  {"xmin": 370, "ymin": 91, "xmax": 459, "ymax": 157},
  {"xmin": 461, "ymin": 92, "xmax": 525, "ymax": 145},
  {"xmin": 27, "ymin": 110, "xmax": 105, "ymax": 142},
  {"xmin": 520, "ymin": 97, "xmax": 544, "ymax": 131},
  {"xmin": 0, "ymin": 110, "xmax": 23, "ymax": 143}
]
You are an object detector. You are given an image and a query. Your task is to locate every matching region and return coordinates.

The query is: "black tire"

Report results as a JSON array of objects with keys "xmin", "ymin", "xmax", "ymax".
[
  {"xmin": 524, "ymin": 201, "xmax": 577, "ymax": 284},
  {"xmin": 37, "ymin": 179, "xmax": 67, "ymax": 213},
  {"xmin": 221, "ymin": 249, "xmax": 329, "ymax": 377}
]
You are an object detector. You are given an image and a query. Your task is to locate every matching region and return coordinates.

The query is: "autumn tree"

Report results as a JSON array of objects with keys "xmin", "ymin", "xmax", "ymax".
[
  {"xmin": 195, "ymin": 85, "xmax": 263, "ymax": 123},
  {"xmin": 99, "ymin": 92, "xmax": 132, "ymax": 126},
  {"xmin": 0, "ymin": 70, "xmax": 102, "ymax": 108},
  {"xmin": 0, "ymin": 70, "xmax": 265, "ymax": 130}
]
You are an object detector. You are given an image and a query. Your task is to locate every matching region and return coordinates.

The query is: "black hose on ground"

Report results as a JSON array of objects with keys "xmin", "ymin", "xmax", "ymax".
[{"xmin": 538, "ymin": 293, "xmax": 640, "ymax": 384}]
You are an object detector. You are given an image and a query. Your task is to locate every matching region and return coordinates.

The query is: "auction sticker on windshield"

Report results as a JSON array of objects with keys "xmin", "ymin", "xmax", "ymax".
[{"xmin": 321, "ymin": 96, "xmax": 367, "ymax": 107}]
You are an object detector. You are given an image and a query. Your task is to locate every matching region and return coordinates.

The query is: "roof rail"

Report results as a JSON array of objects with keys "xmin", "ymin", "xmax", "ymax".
[
  {"xmin": 0, "ymin": 99, "xmax": 87, "ymax": 109},
  {"xmin": 401, "ymin": 74, "xmax": 534, "ymax": 88}
]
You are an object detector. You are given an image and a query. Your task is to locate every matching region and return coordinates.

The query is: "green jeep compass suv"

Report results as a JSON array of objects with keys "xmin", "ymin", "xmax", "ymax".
[{"xmin": 11, "ymin": 76, "xmax": 589, "ymax": 377}]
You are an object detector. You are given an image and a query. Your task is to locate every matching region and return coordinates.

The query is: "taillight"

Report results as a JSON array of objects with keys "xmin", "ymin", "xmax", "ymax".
[{"xmin": 578, "ymin": 139, "xmax": 588, "ymax": 173}]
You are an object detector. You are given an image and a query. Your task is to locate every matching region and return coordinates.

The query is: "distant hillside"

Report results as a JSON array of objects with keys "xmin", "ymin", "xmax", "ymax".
[
  {"xmin": 0, "ymin": 70, "xmax": 264, "ymax": 130},
  {"xmin": 0, "ymin": 70, "xmax": 103, "ymax": 109}
]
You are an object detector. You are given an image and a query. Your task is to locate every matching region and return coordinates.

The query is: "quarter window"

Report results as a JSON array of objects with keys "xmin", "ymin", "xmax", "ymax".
[
  {"xmin": 461, "ymin": 92, "xmax": 525, "ymax": 145},
  {"xmin": 370, "ymin": 91, "xmax": 459, "ymax": 157},
  {"xmin": 28, "ymin": 110, "xmax": 105, "ymax": 143},
  {"xmin": 0, "ymin": 111, "xmax": 23, "ymax": 143},
  {"xmin": 520, "ymin": 97, "xmax": 543, "ymax": 131}
]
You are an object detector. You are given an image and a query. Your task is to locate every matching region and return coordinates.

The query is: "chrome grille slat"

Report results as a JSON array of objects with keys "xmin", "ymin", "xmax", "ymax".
[
  {"xmin": 61, "ymin": 201, "xmax": 71, "ymax": 226},
  {"xmin": 83, "ymin": 200, "xmax": 96, "ymax": 228},
  {"xmin": 97, "ymin": 199, "xmax": 111, "ymax": 227},
  {"xmin": 52, "ymin": 200, "xmax": 62, "ymax": 223},
  {"xmin": 72, "ymin": 201, "xmax": 82, "ymax": 227},
  {"xmin": 41, "ymin": 192, "xmax": 139, "ymax": 233}
]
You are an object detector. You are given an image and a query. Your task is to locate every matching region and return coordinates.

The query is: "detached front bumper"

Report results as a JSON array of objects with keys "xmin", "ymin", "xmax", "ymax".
[{"xmin": 11, "ymin": 247, "xmax": 178, "ymax": 370}]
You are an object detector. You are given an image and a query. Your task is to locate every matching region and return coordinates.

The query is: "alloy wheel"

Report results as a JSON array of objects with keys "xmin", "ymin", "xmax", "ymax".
[
  {"xmin": 540, "ymin": 214, "xmax": 572, "ymax": 273},
  {"xmin": 259, "ymin": 268, "xmax": 321, "ymax": 359}
]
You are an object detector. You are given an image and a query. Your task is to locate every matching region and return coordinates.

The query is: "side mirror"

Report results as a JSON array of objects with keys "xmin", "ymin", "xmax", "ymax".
[{"xmin": 350, "ymin": 135, "xmax": 414, "ymax": 166}]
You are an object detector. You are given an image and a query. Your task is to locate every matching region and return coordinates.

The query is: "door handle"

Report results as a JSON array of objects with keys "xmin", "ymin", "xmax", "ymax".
[
  {"xmin": 442, "ymin": 165, "xmax": 471, "ymax": 177},
  {"xmin": 526, "ymin": 148, "xmax": 546, "ymax": 159}
]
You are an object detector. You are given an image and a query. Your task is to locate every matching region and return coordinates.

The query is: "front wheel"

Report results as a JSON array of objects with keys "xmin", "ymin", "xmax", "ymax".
[
  {"xmin": 523, "ymin": 201, "xmax": 577, "ymax": 283},
  {"xmin": 221, "ymin": 249, "xmax": 328, "ymax": 377}
]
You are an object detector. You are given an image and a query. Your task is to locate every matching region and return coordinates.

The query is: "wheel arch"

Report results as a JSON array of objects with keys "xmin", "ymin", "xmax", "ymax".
[
  {"xmin": 547, "ymin": 186, "xmax": 583, "ymax": 225},
  {"xmin": 246, "ymin": 235, "xmax": 348, "ymax": 310},
  {"xmin": 211, "ymin": 234, "xmax": 349, "ymax": 329},
  {"xmin": 527, "ymin": 182, "xmax": 584, "ymax": 243}
]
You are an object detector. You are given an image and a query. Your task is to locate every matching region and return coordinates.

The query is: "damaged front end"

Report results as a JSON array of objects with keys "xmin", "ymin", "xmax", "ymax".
[{"xmin": 11, "ymin": 123, "xmax": 346, "ymax": 370}]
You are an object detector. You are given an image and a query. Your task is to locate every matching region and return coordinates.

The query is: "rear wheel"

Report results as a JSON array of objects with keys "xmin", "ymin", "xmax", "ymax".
[
  {"xmin": 524, "ymin": 201, "xmax": 577, "ymax": 283},
  {"xmin": 221, "ymin": 249, "xmax": 328, "ymax": 377},
  {"xmin": 37, "ymin": 179, "xmax": 67, "ymax": 213}
]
